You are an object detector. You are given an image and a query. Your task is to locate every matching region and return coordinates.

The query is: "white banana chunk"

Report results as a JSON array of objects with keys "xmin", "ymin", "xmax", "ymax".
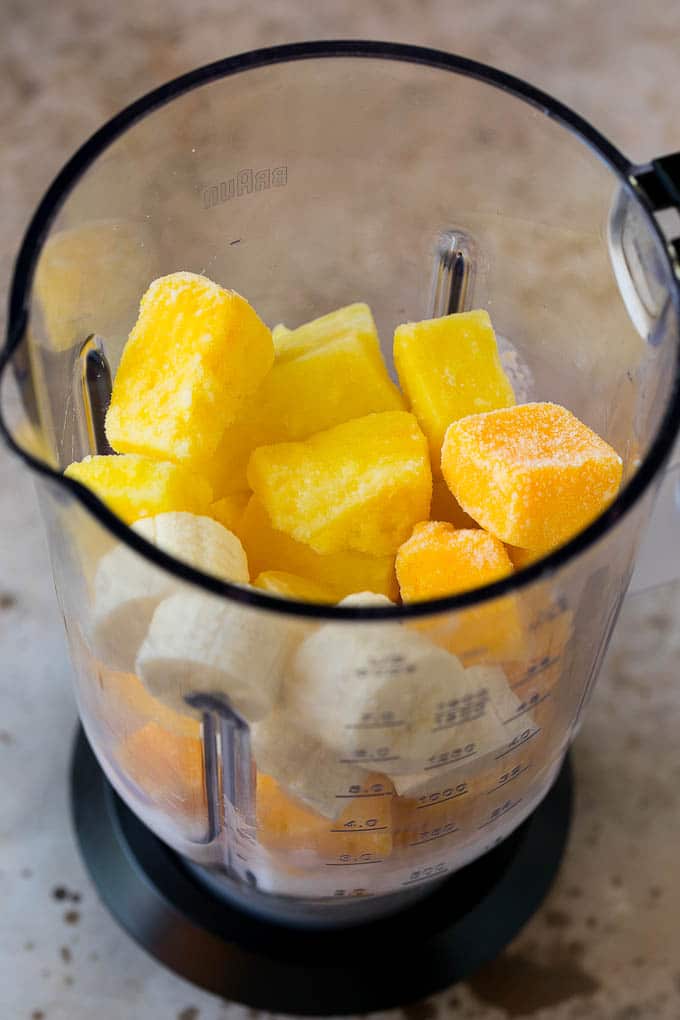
[
  {"xmin": 287, "ymin": 613, "xmax": 476, "ymax": 775},
  {"xmin": 136, "ymin": 592, "xmax": 296, "ymax": 722},
  {"xmin": 251, "ymin": 710, "xmax": 369, "ymax": 820},
  {"xmin": 339, "ymin": 592, "xmax": 394, "ymax": 608},
  {"xmin": 92, "ymin": 512, "xmax": 248, "ymax": 671}
]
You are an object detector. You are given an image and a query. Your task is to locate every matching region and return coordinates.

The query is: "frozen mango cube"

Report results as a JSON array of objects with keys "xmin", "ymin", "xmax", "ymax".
[
  {"xmin": 254, "ymin": 571, "xmax": 337, "ymax": 604},
  {"xmin": 506, "ymin": 545, "xmax": 544, "ymax": 570},
  {"xmin": 238, "ymin": 496, "xmax": 398, "ymax": 601},
  {"xmin": 199, "ymin": 329, "xmax": 403, "ymax": 496},
  {"xmin": 118, "ymin": 722, "xmax": 206, "ymax": 821},
  {"xmin": 441, "ymin": 402, "xmax": 623, "ymax": 550},
  {"xmin": 273, "ymin": 302, "xmax": 382, "ymax": 364},
  {"xmin": 96, "ymin": 667, "xmax": 201, "ymax": 740},
  {"xmin": 398, "ymin": 523, "xmax": 522, "ymax": 664},
  {"xmin": 209, "ymin": 490, "xmax": 250, "ymax": 533},
  {"xmin": 430, "ymin": 479, "xmax": 479, "ymax": 529},
  {"xmin": 247, "ymin": 411, "xmax": 432, "ymax": 556},
  {"xmin": 64, "ymin": 454, "xmax": 212, "ymax": 524},
  {"xmin": 106, "ymin": 272, "xmax": 274, "ymax": 463},
  {"xmin": 396, "ymin": 522, "xmax": 513, "ymax": 602},
  {"xmin": 394, "ymin": 310, "xmax": 514, "ymax": 471},
  {"xmin": 256, "ymin": 772, "xmax": 392, "ymax": 860}
]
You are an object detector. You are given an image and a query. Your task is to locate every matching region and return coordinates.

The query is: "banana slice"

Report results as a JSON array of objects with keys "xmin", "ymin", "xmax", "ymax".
[
  {"xmin": 287, "ymin": 607, "xmax": 477, "ymax": 775},
  {"xmin": 93, "ymin": 512, "xmax": 249, "ymax": 671},
  {"xmin": 136, "ymin": 592, "xmax": 297, "ymax": 722},
  {"xmin": 251, "ymin": 709, "xmax": 369, "ymax": 820}
]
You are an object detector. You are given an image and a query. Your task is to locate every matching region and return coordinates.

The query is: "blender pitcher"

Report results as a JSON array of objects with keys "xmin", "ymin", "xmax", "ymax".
[{"xmin": 2, "ymin": 42, "xmax": 680, "ymax": 931}]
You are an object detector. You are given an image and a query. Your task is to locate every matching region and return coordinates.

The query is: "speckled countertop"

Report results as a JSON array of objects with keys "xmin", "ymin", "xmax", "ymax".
[{"xmin": 2, "ymin": 2, "xmax": 680, "ymax": 1019}]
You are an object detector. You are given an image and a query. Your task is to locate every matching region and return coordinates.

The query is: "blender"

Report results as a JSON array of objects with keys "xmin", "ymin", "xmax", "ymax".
[{"xmin": 1, "ymin": 41, "xmax": 679, "ymax": 1014}]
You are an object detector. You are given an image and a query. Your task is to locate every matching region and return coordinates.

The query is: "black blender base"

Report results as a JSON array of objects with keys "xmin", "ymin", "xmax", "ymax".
[{"xmin": 71, "ymin": 729, "xmax": 573, "ymax": 1015}]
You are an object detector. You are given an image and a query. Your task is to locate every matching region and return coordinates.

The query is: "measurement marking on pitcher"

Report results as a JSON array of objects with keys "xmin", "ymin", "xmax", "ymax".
[
  {"xmin": 503, "ymin": 692, "xmax": 552, "ymax": 724},
  {"xmin": 424, "ymin": 748, "xmax": 476, "ymax": 771},
  {"xmin": 478, "ymin": 798, "xmax": 523, "ymax": 829},
  {"xmin": 495, "ymin": 728, "xmax": 541, "ymax": 761},
  {"xmin": 402, "ymin": 863, "xmax": 449, "ymax": 886},
  {"xmin": 510, "ymin": 657, "xmax": 561, "ymax": 690},
  {"xmin": 486, "ymin": 764, "xmax": 531, "ymax": 793},
  {"xmin": 335, "ymin": 791, "xmax": 394, "ymax": 799},
  {"xmin": 325, "ymin": 859, "xmax": 386, "ymax": 867},
  {"xmin": 416, "ymin": 784, "xmax": 468, "ymax": 809},
  {"xmin": 329, "ymin": 825, "xmax": 389, "ymax": 833},
  {"xmin": 408, "ymin": 823, "xmax": 459, "ymax": 847}
]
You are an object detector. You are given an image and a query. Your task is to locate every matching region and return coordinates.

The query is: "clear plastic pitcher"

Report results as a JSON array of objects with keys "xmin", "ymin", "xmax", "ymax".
[{"xmin": 2, "ymin": 42, "xmax": 679, "ymax": 926}]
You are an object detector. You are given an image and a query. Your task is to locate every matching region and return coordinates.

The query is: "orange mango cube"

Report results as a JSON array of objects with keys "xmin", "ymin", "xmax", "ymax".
[
  {"xmin": 441, "ymin": 403, "xmax": 623, "ymax": 551},
  {"xmin": 64, "ymin": 453, "xmax": 212, "ymax": 524},
  {"xmin": 394, "ymin": 309, "xmax": 514, "ymax": 471},
  {"xmin": 247, "ymin": 411, "xmax": 432, "ymax": 556},
  {"xmin": 106, "ymin": 272, "xmax": 274, "ymax": 463},
  {"xmin": 118, "ymin": 721, "xmax": 206, "ymax": 820},
  {"xmin": 256, "ymin": 772, "xmax": 393, "ymax": 860},
  {"xmin": 238, "ymin": 496, "xmax": 398, "ymax": 601},
  {"xmin": 396, "ymin": 522, "xmax": 514, "ymax": 602},
  {"xmin": 398, "ymin": 523, "xmax": 522, "ymax": 664}
]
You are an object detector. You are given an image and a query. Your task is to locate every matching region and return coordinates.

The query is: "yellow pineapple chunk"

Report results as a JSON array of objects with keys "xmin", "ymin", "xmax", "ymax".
[
  {"xmin": 200, "ymin": 329, "xmax": 403, "ymax": 496},
  {"xmin": 209, "ymin": 491, "xmax": 250, "ymax": 532},
  {"xmin": 272, "ymin": 302, "xmax": 383, "ymax": 364},
  {"xmin": 105, "ymin": 272, "xmax": 274, "ymax": 463},
  {"xmin": 238, "ymin": 496, "xmax": 398, "ymax": 601},
  {"xmin": 254, "ymin": 571, "xmax": 337, "ymax": 604},
  {"xmin": 64, "ymin": 454, "xmax": 212, "ymax": 524},
  {"xmin": 394, "ymin": 309, "xmax": 515, "ymax": 471},
  {"xmin": 247, "ymin": 411, "xmax": 432, "ymax": 556}
]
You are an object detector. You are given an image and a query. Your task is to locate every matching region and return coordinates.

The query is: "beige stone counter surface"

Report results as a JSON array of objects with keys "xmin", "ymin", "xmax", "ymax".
[{"xmin": 1, "ymin": 2, "xmax": 680, "ymax": 1018}]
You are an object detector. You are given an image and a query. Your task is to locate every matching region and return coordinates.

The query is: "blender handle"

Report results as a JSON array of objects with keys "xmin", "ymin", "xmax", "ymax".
[
  {"xmin": 623, "ymin": 153, "xmax": 680, "ymax": 594},
  {"xmin": 629, "ymin": 456, "xmax": 680, "ymax": 594}
]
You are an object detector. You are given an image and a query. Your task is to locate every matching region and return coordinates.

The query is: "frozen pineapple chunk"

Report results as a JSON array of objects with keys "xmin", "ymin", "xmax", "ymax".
[
  {"xmin": 394, "ymin": 309, "xmax": 514, "ymax": 471},
  {"xmin": 272, "ymin": 302, "xmax": 383, "ymax": 364},
  {"xmin": 199, "ymin": 330, "xmax": 403, "ymax": 496},
  {"xmin": 441, "ymin": 403, "xmax": 623, "ymax": 551},
  {"xmin": 209, "ymin": 491, "xmax": 250, "ymax": 533},
  {"xmin": 247, "ymin": 411, "xmax": 432, "ymax": 556},
  {"xmin": 105, "ymin": 272, "xmax": 274, "ymax": 463},
  {"xmin": 64, "ymin": 453, "xmax": 212, "ymax": 524},
  {"xmin": 254, "ymin": 571, "xmax": 337, "ymax": 604},
  {"xmin": 238, "ymin": 496, "xmax": 398, "ymax": 601},
  {"xmin": 396, "ymin": 523, "xmax": 513, "ymax": 602}
]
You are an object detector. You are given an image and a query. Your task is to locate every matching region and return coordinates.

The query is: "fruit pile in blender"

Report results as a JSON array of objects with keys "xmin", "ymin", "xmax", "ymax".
[{"xmin": 65, "ymin": 272, "xmax": 622, "ymax": 849}]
